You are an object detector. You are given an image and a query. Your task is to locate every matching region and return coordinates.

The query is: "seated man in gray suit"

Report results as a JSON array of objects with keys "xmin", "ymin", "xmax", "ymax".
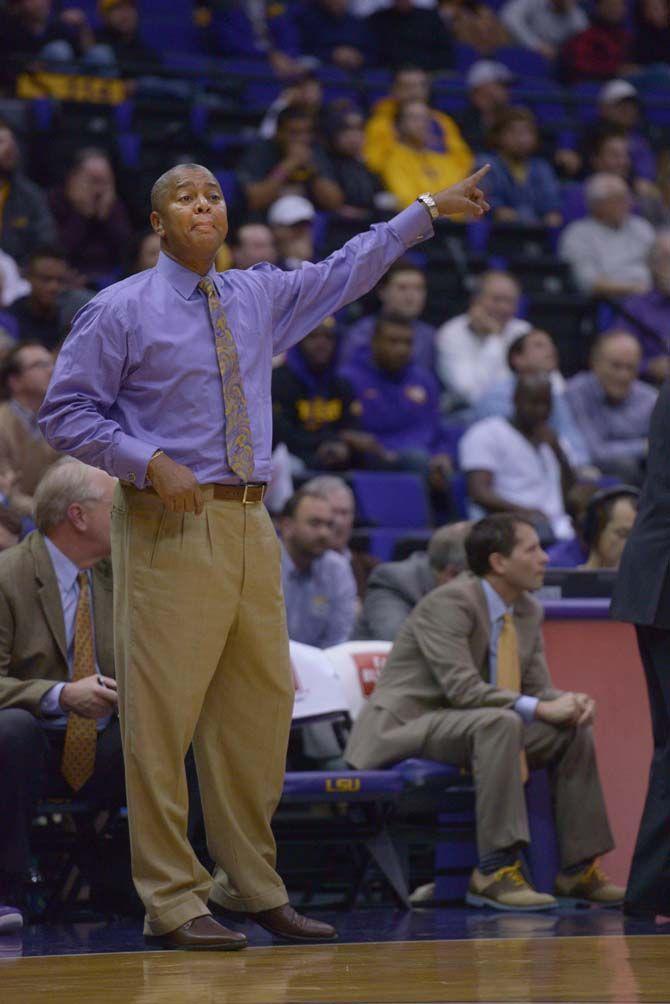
[
  {"xmin": 0, "ymin": 458, "xmax": 120, "ymax": 931},
  {"xmin": 346, "ymin": 514, "xmax": 623, "ymax": 911},
  {"xmin": 354, "ymin": 521, "xmax": 470, "ymax": 640}
]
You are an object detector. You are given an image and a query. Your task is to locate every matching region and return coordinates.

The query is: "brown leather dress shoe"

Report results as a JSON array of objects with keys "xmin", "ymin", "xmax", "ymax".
[
  {"xmin": 149, "ymin": 914, "xmax": 248, "ymax": 951},
  {"xmin": 249, "ymin": 904, "xmax": 337, "ymax": 942}
]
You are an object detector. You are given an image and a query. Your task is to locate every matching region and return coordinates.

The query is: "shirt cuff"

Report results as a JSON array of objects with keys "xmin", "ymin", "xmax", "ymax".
[
  {"xmin": 40, "ymin": 682, "xmax": 66, "ymax": 717},
  {"xmin": 387, "ymin": 201, "xmax": 435, "ymax": 249},
  {"xmin": 514, "ymin": 695, "xmax": 539, "ymax": 724},
  {"xmin": 113, "ymin": 433, "xmax": 160, "ymax": 488}
]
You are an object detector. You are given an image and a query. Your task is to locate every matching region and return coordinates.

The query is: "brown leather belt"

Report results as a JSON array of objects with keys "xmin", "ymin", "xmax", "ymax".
[{"xmin": 208, "ymin": 483, "xmax": 267, "ymax": 504}]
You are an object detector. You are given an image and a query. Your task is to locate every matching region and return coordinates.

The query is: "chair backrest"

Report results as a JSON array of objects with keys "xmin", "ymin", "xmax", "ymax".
[
  {"xmin": 289, "ymin": 641, "xmax": 349, "ymax": 723},
  {"xmin": 324, "ymin": 641, "xmax": 393, "ymax": 721},
  {"xmin": 349, "ymin": 471, "xmax": 430, "ymax": 528}
]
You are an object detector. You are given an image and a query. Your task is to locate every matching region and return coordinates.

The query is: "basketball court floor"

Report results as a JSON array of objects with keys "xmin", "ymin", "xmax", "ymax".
[{"xmin": 3, "ymin": 906, "xmax": 669, "ymax": 1003}]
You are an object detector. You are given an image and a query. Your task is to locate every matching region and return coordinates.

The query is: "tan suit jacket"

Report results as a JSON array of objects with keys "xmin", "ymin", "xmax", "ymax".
[
  {"xmin": 346, "ymin": 572, "xmax": 561, "ymax": 768},
  {"xmin": 0, "ymin": 531, "xmax": 114, "ymax": 714},
  {"xmin": 0, "ymin": 401, "xmax": 60, "ymax": 515}
]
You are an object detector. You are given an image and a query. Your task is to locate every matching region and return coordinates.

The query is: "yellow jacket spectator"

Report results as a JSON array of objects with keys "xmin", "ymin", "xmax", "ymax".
[
  {"xmin": 378, "ymin": 100, "xmax": 474, "ymax": 209},
  {"xmin": 364, "ymin": 66, "xmax": 473, "ymax": 177}
]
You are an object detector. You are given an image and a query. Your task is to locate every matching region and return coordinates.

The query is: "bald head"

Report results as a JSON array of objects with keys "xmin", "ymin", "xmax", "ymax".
[{"xmin": 150, "ymin": 163, "xmax": 219, "ymax": 213}]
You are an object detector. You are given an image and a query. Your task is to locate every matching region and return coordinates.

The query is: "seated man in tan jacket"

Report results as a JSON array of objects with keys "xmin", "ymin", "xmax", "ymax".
[
  {"xmin": 346, "ymin": 513, "xmax": 623, "ymax": 911},
  {"xmin": 0, "ymin": 458, "xmax": 120, "ymax": 930}
]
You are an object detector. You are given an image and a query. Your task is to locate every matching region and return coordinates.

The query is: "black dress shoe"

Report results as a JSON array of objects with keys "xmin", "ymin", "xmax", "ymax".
[
  {"xmin": 249, "ymin": 905, "xmax": 337, "ymax": 942},
  {"xmin": 147, "ymin": 914, "xmax": 248, "ymax": 951}
]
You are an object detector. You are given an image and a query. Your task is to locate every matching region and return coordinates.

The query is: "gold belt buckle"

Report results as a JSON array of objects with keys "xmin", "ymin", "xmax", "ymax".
[{"xmin": 242, "ymin": 483, "xmax": 263, "ymax": 504}]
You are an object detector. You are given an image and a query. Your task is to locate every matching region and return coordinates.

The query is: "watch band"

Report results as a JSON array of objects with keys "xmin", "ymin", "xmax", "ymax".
[{"xmin": 417, "ymin": 192, "xmax": 439, "ymax": 221}]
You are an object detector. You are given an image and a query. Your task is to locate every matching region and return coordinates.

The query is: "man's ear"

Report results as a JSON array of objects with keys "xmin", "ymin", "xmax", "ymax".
[
  {"xmin": 150, "ymin": 210, "xmax": 165, "ymax": 238},
  {"xmin": 488, "ymin": 551, "xmax": 506, "ymax": 577}
]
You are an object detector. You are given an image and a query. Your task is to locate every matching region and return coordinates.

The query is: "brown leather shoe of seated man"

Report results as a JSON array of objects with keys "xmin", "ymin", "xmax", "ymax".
[
  {"xmin": 149, "ymin": 914, "xmax": 248, "ymax": 951},
  {"xmin": 249, "ymin": 904, "xmax": 337, "ymax": 942}
]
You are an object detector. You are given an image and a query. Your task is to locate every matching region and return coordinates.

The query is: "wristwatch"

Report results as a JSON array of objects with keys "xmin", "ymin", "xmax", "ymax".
[{"xmin": 417, "ymin": 192, "xmax": 439, "ymax": 221}]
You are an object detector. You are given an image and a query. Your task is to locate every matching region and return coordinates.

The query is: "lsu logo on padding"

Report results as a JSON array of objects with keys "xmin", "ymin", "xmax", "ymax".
[{"xmin": 325, "ymin": 778, "xmax": 361, "ymax": 793}]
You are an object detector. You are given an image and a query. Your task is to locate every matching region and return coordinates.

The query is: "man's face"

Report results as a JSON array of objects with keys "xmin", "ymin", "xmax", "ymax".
[
  {"xmin": 514, "ymin": 330, "xmax": 558, "ymax": 375},
  {"xmin": 299, "ymin": 323, "xmax": 337, "ymax": 370},
  {"xmin": 234, "ymin": 224, "xmax": 277, "ymax": 269},
  {"xmin": 327, "ymin": 488, "xmax": 355, "ymax": 552},
  {"xmin": 591, "ymin": 189, "xmax": 630, "ymax": 227},
  {"xmin": 593, "ymin": 136, "xmax": 630, "ymax": 177},
  {"xmin": 514, "ymin": 381, "xmax": 552, "ymax": 432},
  {"xmin": 272, "ymin": 220, "xmax": 313, "ymax": 263},
  {"xmin": 476, "ymin": 275, "xmax": 520, "ymax": 327},
  {"xmin": 593, "ymin": 336, "xmax": 641, "ymax": 401},
  {"xmin": 0, "ymin": 127, "xmax": 18, "ymax": 174},
  {"xmin": 593, "ymin": 497, "xmax": 637, "ymax": 569},
  {"xmin": 28, "ymin": 255, "xmax": 67, "ymax": 311},
  {"xmin": 379, "ymin": 269, "xmax": 426, "ymax": 320},
  {"xmin": 471, "ymin": 81, "xmax": 509, "ymax": 113},
  {"xmin": 602, "ymin": 98, "xmax": 639, "ymax": 130},
  {"xmin": 74, "ymin": 470, "xmax": 116, "ymax": 560},
  {"xmin": 278, "ymin": 115, "xmax": 313, "ymax": 153},
  {"xmin": 334, "ymin": 115, "xmax": 365, "ymax": 158},
  {"xmin": 372, "ymin": 322, "xmax": 414, "ymax": 373},
  {"xmin": 104, "ymin": 1, "xmax": 138, "ymax": 36},
  {"xmin": 151, "ymin": 167, "xmax": 228, "ymax": 260},
  {"xmin": 499, "ymin": 119, "xmax": 537, "ymax": 160},
  {"xmin": 77, "ymin": 155, "xmax": 115, "ymax": 195},
  {"xmin": 397, "ymin": 101, "xmax": 431, "ymax": 147},
  {"xmin": 284, "ymin": 497, "xmax": 334, "ymax": 561},
  {"xmin": 393, "ymin": 69, "xmax": 429, "ymax": 104},
  {"xmin": 494, "ymin": 522, "xmax": 548, "ymax": 593},
  {"xmin": 10, "ymin": 345, "xmax": 54, "ymax": 401}
]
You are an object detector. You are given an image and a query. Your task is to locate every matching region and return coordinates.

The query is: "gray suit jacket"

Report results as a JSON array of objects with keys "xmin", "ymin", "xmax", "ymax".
[
  {"xmin": 353, "ymin": 550, "xmax": 437, "ymax": 641},
  {"xmin": 346, "ymin": 572, "xmax": 561, "ymax": 768},
  {"xmin": 0, "ymin": 531, "xmax": 114, "ymax": 714}
]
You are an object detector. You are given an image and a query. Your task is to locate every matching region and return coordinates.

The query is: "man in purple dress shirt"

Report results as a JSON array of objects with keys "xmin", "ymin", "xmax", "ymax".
[{"xmin": 38, "ymin": 162, "xmax": 490, "ymax": 951}]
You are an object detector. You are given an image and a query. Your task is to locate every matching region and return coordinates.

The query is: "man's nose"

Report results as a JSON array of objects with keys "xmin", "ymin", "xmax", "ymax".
[{"xmin": 194, "ymin": 194, "xmax": 210, "ymax": 212}]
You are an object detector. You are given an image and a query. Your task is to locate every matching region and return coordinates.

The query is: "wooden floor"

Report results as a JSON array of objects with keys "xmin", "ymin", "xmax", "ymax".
[{"xmin": 3, "ymin": 935, "xmax": 670, "ymax": 1003}]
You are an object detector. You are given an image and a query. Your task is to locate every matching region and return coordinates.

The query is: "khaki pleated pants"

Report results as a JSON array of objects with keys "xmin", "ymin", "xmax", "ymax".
[{"xmin": 111, "ymin": 483, "xmax": 294, "ymax": 936}]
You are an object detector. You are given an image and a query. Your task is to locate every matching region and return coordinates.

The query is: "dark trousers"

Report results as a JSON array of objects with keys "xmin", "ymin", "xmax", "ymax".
[
  {"xmin": 626, "ymin": 626, "xmax": 670, "ymax": 914},
  {"xmin": 0, "ymin": 709, "xmax": 125, "ymax": 881}
]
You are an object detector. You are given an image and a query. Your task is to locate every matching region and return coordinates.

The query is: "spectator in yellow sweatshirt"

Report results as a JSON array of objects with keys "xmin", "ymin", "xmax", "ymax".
[
  {"xmin": 364, "ymin": 66, "xmax": 473, "ymax": 179},
  {"xmin": 379, "ymin": 99, "xmax": 474, "ymax": 209}
]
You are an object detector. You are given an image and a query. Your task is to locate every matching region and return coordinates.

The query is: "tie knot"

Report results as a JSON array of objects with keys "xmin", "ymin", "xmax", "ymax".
[
  {"xmin": 198, "ymin": 276, "xmax": 216, "ymax": 298},
  {"xmin": 502, "ymin": 612, "xmax": 513, "ymax": 627},
  {"xmin": 77, "ymin": 571, "xmax": 89, "ymax": 591}
]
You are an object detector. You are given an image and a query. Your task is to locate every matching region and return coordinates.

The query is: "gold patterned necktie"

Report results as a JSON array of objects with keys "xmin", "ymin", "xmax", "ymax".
[
  {"xmin": 61, "ymin": 572, "xmax": 98, "ymax": 792},
  {"xmin": 496, "ymin": 613, "xmax": 529, "ymax": 785},
  {"xmin": 198, "ymin": 276, "xmax": 255, "ymax": 482}
]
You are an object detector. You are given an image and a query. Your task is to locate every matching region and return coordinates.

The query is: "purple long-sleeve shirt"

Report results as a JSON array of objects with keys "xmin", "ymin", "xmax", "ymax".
[{"xmin": 38, "ymin": 203, "xmax": 433, "ymax": 486}]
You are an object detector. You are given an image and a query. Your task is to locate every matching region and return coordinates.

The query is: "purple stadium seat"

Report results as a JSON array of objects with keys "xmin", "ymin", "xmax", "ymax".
[
  {"xmin": 495, "ymin": 46, "xmax": 551, "ymax": 80},
  {"xmin": 349, "ymin": 471, "xmax": 430, "ymax": 529}
]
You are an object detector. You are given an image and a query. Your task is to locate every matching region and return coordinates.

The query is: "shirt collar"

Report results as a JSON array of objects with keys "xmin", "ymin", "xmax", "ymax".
[
  {"xmin": 44, "ymin": 537, "xmax": 83, "ymax": 595},
  {"xmin": 155, "ymin": 250, "xmax": 219, "ymax": 301},
  {"xmin": 481, "ymin": 577, "xmax": 511, "ymax": 624}
]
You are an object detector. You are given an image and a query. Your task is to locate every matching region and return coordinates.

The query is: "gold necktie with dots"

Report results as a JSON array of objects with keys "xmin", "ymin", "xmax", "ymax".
[
  {"xmin": 198, "ymin": 276, "xmax": 255, "ymax": 482},
  {"xmin": 497, "ymin": 613, "xmax": 529, "ymax": 785},
  {"xmin": 61, "ymin": 573, "xmax": 98, "ymax": 792}
]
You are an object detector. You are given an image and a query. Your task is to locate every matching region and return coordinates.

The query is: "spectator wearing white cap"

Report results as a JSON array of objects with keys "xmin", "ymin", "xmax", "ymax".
[
  {"xmin": 457, "ymin": 61, "xmax": 513, "ymax": 153},
  {"xmin": 559, "ymin": 174, "xmax": 655, "ymax": 298},
  {"xmin": 267, "ymin": 195, "xmax": 316, "ymax": 270},
  {"xmin": 500, "ymin": 0, "xmax": 588, "ymax": 60},
  {"xmin": 555, "ymin": 79, "xmax": 656, "ymax": 182}
]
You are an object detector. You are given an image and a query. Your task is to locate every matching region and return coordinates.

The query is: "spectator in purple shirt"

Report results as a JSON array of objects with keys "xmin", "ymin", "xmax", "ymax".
[
  {"xmin": 38, "ymin": 160, "xmax": 491, "ymax": 951},
  {"xmin": 340, "ymin": 315, "xmax": 453, "ymax": 497},
  {"xmin": 342, "ymin": 260, "xmax": 435, "ymax": 370},
  {"xmin": 565, "ymin": 331, "xmax": 658, "ymax": 486},
  {"xmin": 49, "ymin": 148, "xmax": 133, "ymax": 289},
  {"xmin": 614, "ymin": 231, "xmax": 670, "ymax": 385}
]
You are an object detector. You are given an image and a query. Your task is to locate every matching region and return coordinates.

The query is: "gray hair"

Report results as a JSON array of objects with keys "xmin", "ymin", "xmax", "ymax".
[
  {"xmin": 585, "ymin": 172, "xmax": 628, "ymax": 208},
  {"xmin": 302, "ymin": 475, "xmax": 354, "ymax": 504},
  {"xmin": 150, "ymin": 163, "xmax": 217, "ymax": 213},
  {"xmin": 428, "ymin": 521, "xmax": 472, "ymax": 573},
  {"xmin": 33, "ymin": 458, "xmax": 106, "ymax": 534}
]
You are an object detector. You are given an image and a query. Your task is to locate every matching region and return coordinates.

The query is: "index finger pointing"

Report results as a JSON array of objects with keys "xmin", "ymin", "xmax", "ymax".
[{"xmin": 468, "ymin": 163, "xmax": 491, "ymax": 184}]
